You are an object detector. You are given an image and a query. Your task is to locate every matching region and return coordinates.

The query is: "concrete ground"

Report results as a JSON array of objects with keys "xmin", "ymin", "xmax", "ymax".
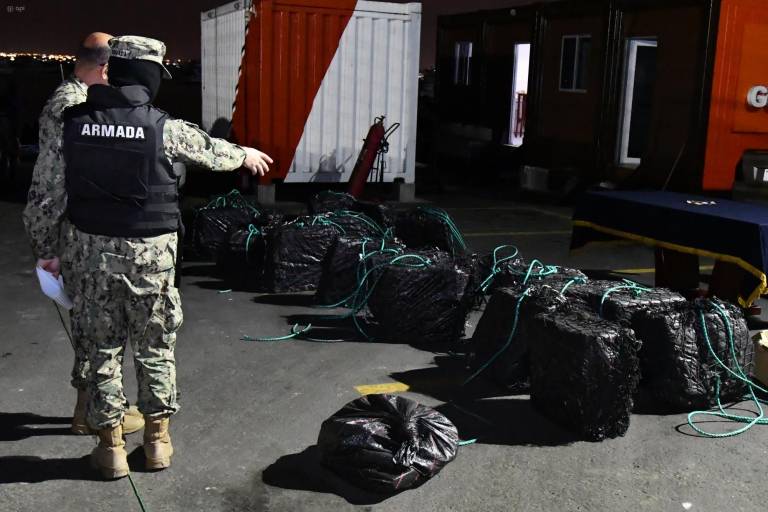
[{"xmin": 1, "ymin": 189, "xmax": 767, "ymax": 512}]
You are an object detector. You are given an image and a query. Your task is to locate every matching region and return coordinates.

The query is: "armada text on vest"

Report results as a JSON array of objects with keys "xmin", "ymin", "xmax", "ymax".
[{"xmin": 80, "ymin": 123, "xmax": 146, "ymax": 139}]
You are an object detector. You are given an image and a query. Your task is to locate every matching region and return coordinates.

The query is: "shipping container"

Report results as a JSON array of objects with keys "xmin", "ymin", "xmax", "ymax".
[
  {"xmin": 435, "ymin": 0, "xmax": 768, "ymax": 194},
  {"xmin": 200, "ymin": 0, "xmax": 251, "ymax": 135},
  {"xmin": 202, "ymin": 0, "xmax": 421, "ymax": 186}
]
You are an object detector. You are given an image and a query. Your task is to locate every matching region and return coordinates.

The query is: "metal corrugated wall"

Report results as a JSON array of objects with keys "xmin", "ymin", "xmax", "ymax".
[
  {"xmin": 201, "ymin": 1, "xmax": 250, "ymax": 133},
  {"xmin": 286, "ymin": 1, "xmax": 421, "ymax": 183}
]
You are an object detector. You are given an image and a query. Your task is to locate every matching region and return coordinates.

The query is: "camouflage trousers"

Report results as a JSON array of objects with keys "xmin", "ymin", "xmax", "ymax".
[{"xmin": 69, "ymin": 268, "xmax": 183, "ymax": 430}]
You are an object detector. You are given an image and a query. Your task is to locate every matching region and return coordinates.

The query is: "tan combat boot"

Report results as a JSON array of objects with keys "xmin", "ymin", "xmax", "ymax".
[
  {"xmin": 91, "ymin": 424, "xmax": 130, "ymax": 480},
  {"xmin": 72, "ymin": 390, "xmax": 145, "ymax": 435},
  {"xmin": 143, "ymin": 415, "xmax": 173, "ymax": 470}
]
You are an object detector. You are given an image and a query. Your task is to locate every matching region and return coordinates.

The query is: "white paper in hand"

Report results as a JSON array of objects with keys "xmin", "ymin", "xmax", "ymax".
[{"xmin": 35, "ymin": 266, "xmax": 74, "ymax": 310}]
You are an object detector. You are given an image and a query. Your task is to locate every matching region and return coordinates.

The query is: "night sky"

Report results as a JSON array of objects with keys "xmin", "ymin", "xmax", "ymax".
[{"xmin": 0, "ymin": 0, "xmax": 536, "ymax": 69}]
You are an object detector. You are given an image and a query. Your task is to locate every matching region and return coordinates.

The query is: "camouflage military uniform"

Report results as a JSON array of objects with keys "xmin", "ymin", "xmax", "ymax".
[
  {"xmin": 22, "ymin": 76, "xmax": 89, "ymax": 390},
  {"xmin": 23, "ymin": 82, "xmax": 246, "ymax": 430}
]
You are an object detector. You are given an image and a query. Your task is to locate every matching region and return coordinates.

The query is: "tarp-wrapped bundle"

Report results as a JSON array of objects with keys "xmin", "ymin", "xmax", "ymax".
[
  {"xmin": 320, "ymin": 211, "xmax": 387, "ymax": 240},
  {"xmin": 366, "ymin": 250, "xmax": 475, "ymax": 345},
  {"xmin": 529, "ymin": 308, "xmax": 642, "ymax": 441},
  {"xmin": 470, "ymin": 285, "xmax": 573, "ymax": 391},
  {"xmin": 317, "ymin": 394, "xmax": 459, "ymax": 493},
  {"xmin": 565, "ymin": 280, "xmax": 686, "ymax": 325},
  {"xmin": 394, "ymin": 207, "xmax": 468, "ymax": 256},
  {"xmin": 316, "ymin": 237, "xmax": 403, "ymax": 306},
  {"xmin": 261, "ymin": 219, "xmax": 342, "ymax": 293},
  {"xmin": 309, "ymin": 190, "xmax": 395, "ymax": 229},
  {"xmin": 215, "ymin": 225, "xmax": 266, "ymax": 290},
  {"xmin": 193, "ymin": 207, "xmax": 255, "ymax": 260},
  {"xmin": 632, "ymin": 298, "xmax": 754, "ymax": 411}
]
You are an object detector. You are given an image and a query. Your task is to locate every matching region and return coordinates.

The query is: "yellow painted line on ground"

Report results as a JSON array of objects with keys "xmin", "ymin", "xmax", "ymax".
[
  {"xmin": 463, "ymin": 230, "xmax": 572, "ymax": 238},
  {"xmin": 443, "ymin": 206, "xmax": 573, "ymax": 220},
  {"xmin": 355, "ymin": 382, "xmax": 410, "ymax": 395},
  {"xmin": 613, "ymin": 265, "xmax": 714, "ymax": 275}
]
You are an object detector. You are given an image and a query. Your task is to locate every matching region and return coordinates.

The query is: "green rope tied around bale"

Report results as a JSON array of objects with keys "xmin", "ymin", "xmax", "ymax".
[
  {"xmin": 478, "ymin": 245, "xmax": 520, "ymax": 293},
  {"xmin": 598, "ymin": 279, "xmax": 652, "ymax": 317},
  {"xmin": 559, "ymin": 276, "xmax": 588, "ymax": 295},
  {"xmin": 687, "ymin": 300, "xmax": 768, "ymax": 438},
  {"xmin": 332, "ymin": 210, "xmax": 387, "ymax": 237},
  {"xmin": 463, "ymin": 285, "xmax": 533, "ymax": 385},
  {"xmin": 202, "ymin": 189, "xmax": 261, "ymax": 215},
  {"xmin": 417, "ymin": 206, "xmax": 468, "ymax": 255},
  {"xmin": 244, "ymin": 224, "xmax": 262, "ymax": 263}
]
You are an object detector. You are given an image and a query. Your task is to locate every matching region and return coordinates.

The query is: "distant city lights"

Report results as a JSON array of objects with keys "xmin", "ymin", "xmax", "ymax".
[
  {"xmin": 0, "ymin": 51, "xmax": 76, "ymax": 62},
  {"xmin": 0, "ymin": 52, "xmax": 192, "ymax": 66}
]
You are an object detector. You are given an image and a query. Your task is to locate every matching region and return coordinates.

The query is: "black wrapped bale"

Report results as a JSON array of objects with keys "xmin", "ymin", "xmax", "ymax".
[
  {"xmin": 261, "ymin": 221, "xmax": 341, "ymax": 293},
  {"xmin": 471, "ymin": 285, "xmax": 588, "ymax": 391},
  {"xmin": 529, "ymin": 309, "xmax": 641, "ymax": 441},
  {"xmin": 565, "ymin": 280, "xmax": 686, "ymax": 326},
  {"xmin": 193, "ymin": 207, "xmax": 255, "ymax": 260},
  {"xmin": 322, "ymin": 211, "xmax": 386, "ymax": 240},
  {"xmin": 316, "ymin": 237, "xmax": 402, "ymax": 306},
  {"xmin": 216, "ymin": 226, "xmax": 268, "ymax": 290},
  {"xmin": 394, "ymin": 208, "xmax": 467, "ymax": 255},
  {"xmin": 309, "ymin": 190, "xmax": 395, "ymax": 228},
  {"xmin": 632, "ymin": 298, "xmax": 754, "ymax": 411},
  {"xmin": 366, "ymin": 250, "xmax": 474, "ymax": 345},
  {"xmin": 318, "ymin": 394, "xmax": 459, "ymax": 493},
  {"xmin": 490, "ymin": 263, "xmax": 587, "ymax": 292}
]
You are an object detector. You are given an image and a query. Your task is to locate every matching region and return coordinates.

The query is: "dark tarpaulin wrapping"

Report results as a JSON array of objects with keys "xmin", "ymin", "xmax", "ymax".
[
  {"xmin": 316, "ymin": 237, "xmax": 403, "ymax": 306},
  {"xmin": 323, "ymin": 211, "xmax": 386, "ymax": 240},
  {"xmin": 565, "ymin": 280, "xmax": 686, "ymax": 325},
  {"xmin": 490, "ymin": 262, "xmax": 586, "ymax": 292},
  {"xmin": 309, "ymin": 190, "xmax": 395, "ymax": 228},
  {"xmin": 261, "ymin": 221, "xmax": 341, "ymax": 293},
  {"xmin": 471, "ymin": 284, "xmax": 589, "ymax": 391},
  {"xmin": 317, "ymin": 394, "xmax": 459, "ymax": 493},
  {"xmin": 366, "ymin": 250, "xmax": 475, "ymax": 345},
  {"xmin": 192, "ymin": 207, "xmax": 255, "ymax": 260},
  {"xmin": 216, "ymin": 227, "xmax": 266, "ymax": 290},
  {"xmin": 632, "ymin": 298, "xmax": 754, "ymax": 411},
  {"xmin": 471, "ymin": 285, "xmax": 574, "ymax": 391},
  {"xmin": 529, "ymin": 308, "xmax": 641, "ymax": 441},
  {"xmin": 394, "ymin": 209, "xmax": 465, "ymax": 255}
]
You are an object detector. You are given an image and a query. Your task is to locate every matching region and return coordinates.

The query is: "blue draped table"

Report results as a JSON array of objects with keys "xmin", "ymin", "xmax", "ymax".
[{"xmin": 571, "ymin": 190, "xmax": 768, "ymax": 306}]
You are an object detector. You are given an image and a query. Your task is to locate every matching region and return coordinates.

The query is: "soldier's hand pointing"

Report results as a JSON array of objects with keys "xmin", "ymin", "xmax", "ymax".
[{"xmin": 243, "ymin": 147, "xmax": 274, "ymax": 177}]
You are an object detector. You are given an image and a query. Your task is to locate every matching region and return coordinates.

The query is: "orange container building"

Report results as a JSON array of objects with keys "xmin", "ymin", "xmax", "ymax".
[{"xmin": 435, "ymin": 0, "xmax": 768, "ymax": 193}]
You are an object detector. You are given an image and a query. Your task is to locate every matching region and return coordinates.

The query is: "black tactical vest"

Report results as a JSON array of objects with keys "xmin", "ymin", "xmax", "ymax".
[{"xmin": 63, "ymin": 84, "xmax": 179, "ymax": 238}]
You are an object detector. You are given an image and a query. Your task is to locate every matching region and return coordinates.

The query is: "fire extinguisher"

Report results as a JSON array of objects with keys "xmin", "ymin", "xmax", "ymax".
[{"xmin": 347, "ymin": 116, "xmax": 400, "ymax": 198}]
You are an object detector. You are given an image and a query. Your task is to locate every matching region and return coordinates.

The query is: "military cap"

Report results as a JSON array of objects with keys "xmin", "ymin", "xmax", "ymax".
[{"xmin": 108, "ymin": 35, "xmax": 173, "ymax": 79}]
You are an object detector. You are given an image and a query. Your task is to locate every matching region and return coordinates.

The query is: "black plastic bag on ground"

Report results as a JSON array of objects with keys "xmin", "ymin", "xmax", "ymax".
[
  {"xmin": 309, "ymin": 190, "xmax": 395, "ymax": 228},
  {"xmin": 366, "ymin": 250, "xmax": 474, "ymax": 345},
  {"xmin": 632, "ymin": 298, "xmax": 754, "ymax": 411},
  {"xmin": 394, "ymin": 208, "xmax": 468, "ymax": 255},
  {"xmin": 529, "ymin": 308, "xmax": 641, "ymax": 441},
  {"xmin": 316, "ymin": 237, "xmax": 403, "ymax": 306},
  {"xmin": 565, "ymin": 280, "xmax": 686, "ymax": 326},
  {"xmin": 470, "ymin": 284, "xmax": 589, "ymax": 391},
  {"xmin": 193, "ymin": 207, "xmax": 255, "ymax": 260},
  {"xmin": 261, "ymin": 219, "xmax": 341, "ymax": 293},
  {"xmin": 317, "ymin": 394, "xmax": 459, "ymax": 493}
]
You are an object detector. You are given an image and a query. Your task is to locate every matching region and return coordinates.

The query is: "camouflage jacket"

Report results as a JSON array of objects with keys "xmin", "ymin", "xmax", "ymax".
[{"xmin": 22, "ymin": 81, "xmax": 247, "ymax": 273}]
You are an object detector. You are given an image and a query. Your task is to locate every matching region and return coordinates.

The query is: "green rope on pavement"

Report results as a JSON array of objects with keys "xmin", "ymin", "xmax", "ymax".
[
  {"xmin": 687, "ymin": 300, "xmax": 768, "ymax": 438},
  {"xmin": 241, "ymin": 324, "xmax": 313, "ymax": 342},
  {"xmin": 127, "ymin": 473, "xmax": 149, "ymax": 512}
]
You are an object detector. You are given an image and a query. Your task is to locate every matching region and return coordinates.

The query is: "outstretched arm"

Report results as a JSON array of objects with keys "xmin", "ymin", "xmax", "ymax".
[{"xmin": 163, "ymin": 119, "xmax": 272, "ymax": 176}]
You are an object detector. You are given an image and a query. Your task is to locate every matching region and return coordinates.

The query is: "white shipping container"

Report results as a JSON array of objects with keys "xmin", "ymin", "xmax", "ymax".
[
  {"xmin": 200, "ymin": 0, "xmax": 250, "ymax": 133},
  {"xmin": 200, "ymin": 0, "xmax": 421, "ymax": 184}
]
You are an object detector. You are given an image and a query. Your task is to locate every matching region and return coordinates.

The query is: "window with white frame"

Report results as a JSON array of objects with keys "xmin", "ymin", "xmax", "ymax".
[
  {"xmin": 453, "ymin": 41, "xmax": 473, "ymax": 86},
  {"xmin": 560, "ymin": 35, "xmax": 592, "ymax": 92}
]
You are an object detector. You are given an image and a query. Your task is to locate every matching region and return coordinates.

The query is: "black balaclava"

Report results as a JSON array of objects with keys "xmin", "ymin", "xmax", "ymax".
[{"xmin": 107, "ymin": 56, "xmax": 162, "ymax": 101}]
